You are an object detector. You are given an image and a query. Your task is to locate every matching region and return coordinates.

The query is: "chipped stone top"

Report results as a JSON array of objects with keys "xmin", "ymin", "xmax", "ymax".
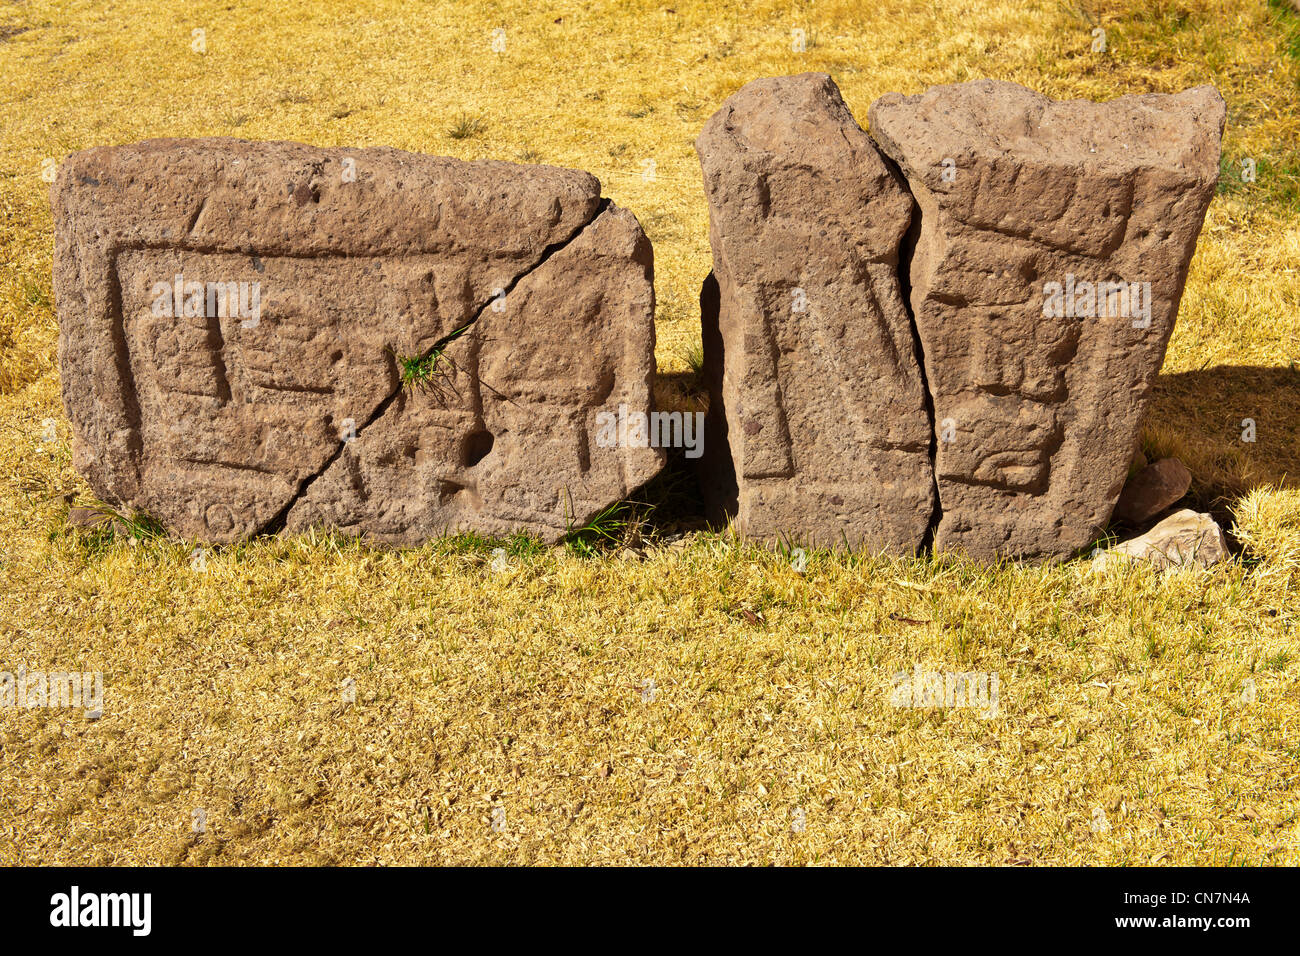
[
  {"xmin": 869, "ymin": 80, "xmax": 1226, "ymax": 187},
  {"xmin": 53, "ymin": 137, "xmax": 602, "ymax": 259},
  {"xmin": 697, "ymin": 72, "xmax": 912, "ymax": 263}
]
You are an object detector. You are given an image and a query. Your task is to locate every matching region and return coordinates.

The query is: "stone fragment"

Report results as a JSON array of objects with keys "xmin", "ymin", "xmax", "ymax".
[
  {"xmin": 1112, "ymin": 457, "xmax": 1192, "ymax": 525},
  {"xmin": 869, "ymin": 80, "xmax": 1224, "ymax": 560},
  {"xmin": 1092, "ymin": 509, "xmax": 1229, "ymax": 571},
  {"xmin": 282, "ymin": 204, "xmax": 664, "ymax": 542},
  {"xmin": 696, "ymin": 73, "xmax": 935, "ymax": 550},
  {"xmin": 52, "ymin": 138, "xmax": 662, "ymax": 543}
]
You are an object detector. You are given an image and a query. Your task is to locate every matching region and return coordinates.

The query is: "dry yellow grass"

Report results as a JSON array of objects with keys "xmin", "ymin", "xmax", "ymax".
[{"xmin": 0, "ymin": 0, "xmax": 1298, "ymax": 865}]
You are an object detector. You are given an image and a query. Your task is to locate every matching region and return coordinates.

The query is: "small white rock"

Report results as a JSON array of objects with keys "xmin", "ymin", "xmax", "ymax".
[{"xmin": 1092, "ymin": 509, "xmax": 1229, "ymax": 571}]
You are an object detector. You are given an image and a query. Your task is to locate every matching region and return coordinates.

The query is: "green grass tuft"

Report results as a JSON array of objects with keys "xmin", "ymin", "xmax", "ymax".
[{"xmin": 446, "ymin": 113, "xmax": 486, "ymax": 140}]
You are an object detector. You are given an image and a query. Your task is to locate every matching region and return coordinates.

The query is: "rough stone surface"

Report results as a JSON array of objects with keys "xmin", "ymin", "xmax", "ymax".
[
  {"xmin": 870, "ymin": 80, "xmax": 1224, "ymax": 561},
  {"xmin": 52, "ymin": 137, "xmax": 662, "ymax": 543},
  {"xmin": 1092, "ymin": 509, "xmax": 1229, "ymax": 571},
  {"xmin": 696, "ymin": 73, "xmax": 935, "ymax": 550},
  {"xmin": 1113, "ymin": 457, "xmax": 1192, "ymax": 525},
  {"xmin": 283, "ymin": 204, "xmax": 663, "ymax": 541}
]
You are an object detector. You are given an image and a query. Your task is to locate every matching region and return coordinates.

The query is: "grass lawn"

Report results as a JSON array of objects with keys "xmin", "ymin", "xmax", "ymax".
[{"xmin": 0, "ymin": 0, "xmax": 1298, "ymax": 864}]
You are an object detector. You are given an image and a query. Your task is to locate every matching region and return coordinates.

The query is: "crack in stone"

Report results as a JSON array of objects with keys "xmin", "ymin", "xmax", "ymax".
[
  {"xmin": 259, "ymin": 196, "xmax": 612, "ymax": 535},
  {"xmin": 889, "ymin": 165, "xmax": 943, "ymax": 553}
]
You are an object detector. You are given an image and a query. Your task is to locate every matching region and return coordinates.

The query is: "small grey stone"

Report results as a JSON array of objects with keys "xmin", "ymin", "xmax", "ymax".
[{"xmin": 1092, "ymin": 509, "xmax": 1229, "ymax": 571}]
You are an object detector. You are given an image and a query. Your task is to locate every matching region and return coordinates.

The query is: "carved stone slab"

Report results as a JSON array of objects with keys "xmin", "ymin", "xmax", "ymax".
[{"xmin": 52, "ymin": 138, "xmax": 662, "ymax": 542}]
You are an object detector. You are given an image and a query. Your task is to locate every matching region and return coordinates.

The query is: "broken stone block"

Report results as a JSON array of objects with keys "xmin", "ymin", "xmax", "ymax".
[
  {"xmin": 283, "ymin": 204, "xmax": 665, "ymax": 542},
  {"xmin": 52, "ymin": 138, "xmax": 662, "ymax": 543},
  {"xmin": 696, "ymin": 73, "xmax": 935, "ymax": 551},
  {"xmin": 869, "ymin": 80, "xmax": 1224, "ymax": 561},
  {"xmin": 1092, "ymin": 509, "xmax": 1229, "ymax": 571},
  {"xmin": 1113, "ymin": 457, "xmax": 1192, "ymax": 525}
]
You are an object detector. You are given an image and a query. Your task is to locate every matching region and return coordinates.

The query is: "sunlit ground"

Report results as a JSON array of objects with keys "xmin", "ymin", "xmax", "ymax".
[{"xmin": 0, "ymin": 0, "xmax": 1297, "ymax": 864}]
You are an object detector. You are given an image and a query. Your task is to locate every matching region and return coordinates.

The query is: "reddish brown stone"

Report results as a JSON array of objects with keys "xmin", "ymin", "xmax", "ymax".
[
  {"xmin": 52, "ymin": 138, "xmax": 661, "ymax": 543},
  {"xmin": 870, "ymin": 80, "xmax": 1224, "ymax": 560},
  {"xmin": 1113, "ymin": 457, "xmax": 1192, "ymax": 525},
  {"xmin": 696, "ymin": 73, "xmax": 935, "ymax": 551}
]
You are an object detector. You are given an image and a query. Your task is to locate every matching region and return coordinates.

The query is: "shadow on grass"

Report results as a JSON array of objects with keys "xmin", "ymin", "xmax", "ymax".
[
  {"xmin": 1145, "ymin": 363, "xmax": 1299, "ymax": 498},
  {"xmin": 655, "ymin": 361, "xmax": 1300, "ymax": 549}
]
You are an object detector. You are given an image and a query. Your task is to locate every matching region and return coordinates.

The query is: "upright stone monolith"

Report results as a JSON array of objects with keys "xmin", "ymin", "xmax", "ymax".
[
  {"xmin": 696, "ymin": 73, "xmax": 935, "ymax": 551},
  {"xmin": 870, "ymin": 80, "xmax": 1224, "ymax": 560}
]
